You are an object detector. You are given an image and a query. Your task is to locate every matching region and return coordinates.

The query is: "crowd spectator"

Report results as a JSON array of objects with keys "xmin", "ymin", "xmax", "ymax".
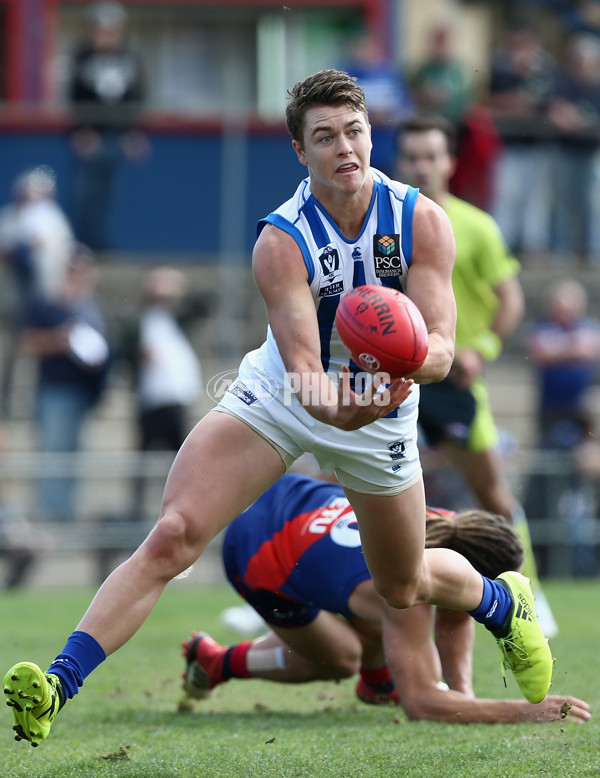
[
  {"xmin": 341, "ymin": 31, "xmax": 413, "ymax": 174},
  {"xmin": 487, "ymin": 18, "xmax": 556, "ymax": 259},
  {"xmin": 409, "ymin": 23, "xmax": 471, "ymax": 124},
  {"xmin": 547, "ymin": 34, "xmax": 600, "ymax": 262},
  {"xmin": 67, "ymin": 1, "xmax": 147, "ymax": 251},
  {"xmin": 409, "ymin": 22, "xmax": 500, "ymax": 210},
  {"xmin": 117, "ymin": 266, "xmax": 208, "ymax": 519},
  {"xmin": 525, "ymin": 279, "xmax": 600, "ymax": 452},
  {"xmin": 0, "ymin": 166, "xmax": 74, "ymax": 302},
  {"xmin": 523, "ymin": 279, "xmax": 600, "ymax": 574},
  {"xmin": 133, "ymin": 267, "xmax": 204, "ymax": 454},
  {"xmin": 569, "ymin": 424, "xmax": 600, "ymax": 578},
  {"xmin": 0, "ymin": 166, "xmax": 75, "ymax": 418},
  {"xmin": 20, "ymin": 245, "xmax": 111, "ymax": 522}
]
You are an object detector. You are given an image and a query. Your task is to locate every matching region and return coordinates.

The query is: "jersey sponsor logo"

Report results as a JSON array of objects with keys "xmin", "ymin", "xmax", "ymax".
[
  {"xmin": 217, "ymin": 370, "xmax": 278, "ymax": 405},
  {"xmin": 373, "ymin": 233, "xmax": 407, "ymax": 278},
  {"xmin": 306, "ymin": 498, "xmax": 361, "ymax": 548},
  {"xmin": 358, "ymin": 352, "xmax": 380, "ymax": 371},
  {"xmin": 318, "ymin": 281, "xmax": 344, "ymax": 298},
  {"xmin": 228, "ymin": 381, "xmax": 258, "ymax": 405},
  {"xmin": 316, "ymin": 243, "xmax": 344, "ymax": 297},
  {"xmin": 387, "ymin": 439, "xmax": 406, "ymax": 461}
]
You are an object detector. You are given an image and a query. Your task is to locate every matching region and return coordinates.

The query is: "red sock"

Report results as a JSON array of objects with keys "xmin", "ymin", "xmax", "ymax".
[
  {"xmin": 222, "ymin": 642, "xmax": 253, "ymax": 679},
  {"xmin": 360, "ymin": 666, "xmax": 393, "ymax": 686}
]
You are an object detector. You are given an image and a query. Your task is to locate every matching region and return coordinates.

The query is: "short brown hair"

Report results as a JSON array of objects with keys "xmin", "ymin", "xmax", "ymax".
[
  {"xmin": 286, "ymin": 69, "xmax": 369, "ymax": 145},
  {"xmin": 398, "ymin": 113, "xmax": 458, "ymax": 157}
]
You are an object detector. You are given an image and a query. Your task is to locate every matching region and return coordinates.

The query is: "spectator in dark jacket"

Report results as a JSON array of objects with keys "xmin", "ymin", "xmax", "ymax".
[
  {"xmin": 68, "ymin": 1, "xmax": 147, "ymax": 250},
  {"xmin": 20, "ymin": 245, "xmax": 111, "ymax": 521}
]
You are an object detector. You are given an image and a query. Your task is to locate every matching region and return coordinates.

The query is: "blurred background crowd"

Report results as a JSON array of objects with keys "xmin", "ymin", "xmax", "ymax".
[{"xmin": 1, "ymin": 0, "xmax": 600, "ymax": 587}]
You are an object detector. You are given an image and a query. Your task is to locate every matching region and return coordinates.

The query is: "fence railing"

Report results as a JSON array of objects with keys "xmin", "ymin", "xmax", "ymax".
[{"xmin": 1, "ymin": 449, "xmax": 599, "ymax": 585}]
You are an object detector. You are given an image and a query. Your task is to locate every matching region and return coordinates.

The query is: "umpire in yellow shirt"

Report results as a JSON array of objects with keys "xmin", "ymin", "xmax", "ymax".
[{"xmin": 395, "ymin": 113, "xmax": 557, "ymax": 636}]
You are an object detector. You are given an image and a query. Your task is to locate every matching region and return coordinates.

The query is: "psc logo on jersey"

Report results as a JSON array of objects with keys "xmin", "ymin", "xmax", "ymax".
[
  {"xmin": 372, "ymin": 233, "xmax": 408, "ymax": 278},
  {"xmin": 316, "ymin": 243, "xmax": 345, "ymax": 298}
]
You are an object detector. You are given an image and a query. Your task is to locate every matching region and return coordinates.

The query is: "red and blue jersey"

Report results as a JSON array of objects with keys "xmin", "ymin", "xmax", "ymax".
[
  {"xmin": 222, "ymin": 473, "xmax": 455, "ymax": 627},
  {"xmin": 222, "ymin": 473, "xmax": 367, "ymax": 625}
]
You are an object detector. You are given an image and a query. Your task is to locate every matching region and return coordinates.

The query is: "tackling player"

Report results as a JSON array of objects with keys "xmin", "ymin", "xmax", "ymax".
[{"xmin": 181, "ymin": 473, "xmax": 590, "ymax": 724}]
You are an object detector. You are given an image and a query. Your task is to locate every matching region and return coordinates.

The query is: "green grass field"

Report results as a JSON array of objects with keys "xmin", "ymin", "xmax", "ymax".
[{"xmin": 1, "ymin": 580, "xmax": 598, "ymax": 778}]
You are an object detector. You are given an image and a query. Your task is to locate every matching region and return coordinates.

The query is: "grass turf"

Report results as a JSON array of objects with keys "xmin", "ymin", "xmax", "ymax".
[{"xmin": 0, "ymin": 579, "xmax": 598, "ymax": 778}]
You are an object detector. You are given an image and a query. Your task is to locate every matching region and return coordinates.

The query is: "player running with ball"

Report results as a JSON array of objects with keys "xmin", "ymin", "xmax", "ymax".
[{"xmin": 5, "ymin": 69, "xmax": 553, "ymax": 747}]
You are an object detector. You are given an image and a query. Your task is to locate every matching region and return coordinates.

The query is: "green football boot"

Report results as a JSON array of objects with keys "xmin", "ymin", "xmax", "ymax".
[
  {"xmin": 494, "ymin": 572, "xmax": 554, "ymax": 704},
  {"xmin": 4, "ymin": 662, "xmax": 64, "ymax": 747}
]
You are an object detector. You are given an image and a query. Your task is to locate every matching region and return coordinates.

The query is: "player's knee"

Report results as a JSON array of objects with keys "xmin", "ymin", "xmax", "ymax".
[
  {"xmin": 373, "ymin": 577, "xmax": 419, "ymax": 610},
  {"xmin": 334, "ymin": 648, "xmax": 362, "ymax": 678},
  {"xmin": 316, "ymin": 650, "xmax": 360, "ymax": 679},
  {"xmin": 140, "ymin": 508, "xmax": 206, "ymax": 579}
]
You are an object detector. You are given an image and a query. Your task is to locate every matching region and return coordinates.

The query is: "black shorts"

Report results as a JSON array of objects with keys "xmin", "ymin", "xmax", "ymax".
[{"xmin": 418, "ymin": 377, "xmax": 477, "ymax": 447}]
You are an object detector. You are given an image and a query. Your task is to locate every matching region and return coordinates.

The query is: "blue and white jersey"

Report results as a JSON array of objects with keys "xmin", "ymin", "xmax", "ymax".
[{"xmin": 250, "ymin": 168, "xmax": 419, "ymax": 410}]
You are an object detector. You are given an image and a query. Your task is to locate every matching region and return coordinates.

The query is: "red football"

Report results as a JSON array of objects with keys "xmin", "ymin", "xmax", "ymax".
[{"xmin": 335, "ymin": 285, "xmax": 429, "ymax": 378}]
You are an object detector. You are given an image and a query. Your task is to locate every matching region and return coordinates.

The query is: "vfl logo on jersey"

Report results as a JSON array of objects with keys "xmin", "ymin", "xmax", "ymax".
[
  {"xmin": 387, "ymin": 439, "xmax": 406, "ymax": 461},
  {"xmin": 319, "ymin": 244, "xmax": 340, "ymax": 275},
  {"xmin": 317, "ymin": 242, "xmax": 345, "ymax": 298},
  {"xmin": 373, "ymin": 234, "xmax": 408, "ymax": 278}
]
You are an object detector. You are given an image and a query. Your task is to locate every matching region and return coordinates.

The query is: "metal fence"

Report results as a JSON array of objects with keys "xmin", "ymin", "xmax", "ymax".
[{"xmin": 1, "ymin": 449, "xmax": 599, "ymax": 587}]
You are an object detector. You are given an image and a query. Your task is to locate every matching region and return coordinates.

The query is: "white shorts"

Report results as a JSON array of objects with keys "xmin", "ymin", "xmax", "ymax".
[{"xmin": 214, "ymin": 356, "xmax": 422, "ymax": 496}]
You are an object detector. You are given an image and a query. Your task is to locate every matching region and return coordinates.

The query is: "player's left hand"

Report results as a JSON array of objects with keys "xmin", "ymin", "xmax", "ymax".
[
  {"xmin": 332, "ymin": 366, "xmax": 414, "ymax": 430},
  {"xmin": 528, "ymin": 695, "xmax": 591, "ymax": 724}
]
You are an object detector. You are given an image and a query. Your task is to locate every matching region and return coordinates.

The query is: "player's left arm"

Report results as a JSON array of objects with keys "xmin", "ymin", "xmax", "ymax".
[
  {"xmin": 382, "ymin": 601, "xmax": 592, "ymax": 723},
  {"xmin": 433, "ymin": 607, "xmax": 474, "ymax": 697},
  {"xmin": 381, "ymin": 601, "xmax": 446, "ymax": 719},
  {"xmin": 404, "ymin": 194, "xmax": 457, "ymax": 384}
]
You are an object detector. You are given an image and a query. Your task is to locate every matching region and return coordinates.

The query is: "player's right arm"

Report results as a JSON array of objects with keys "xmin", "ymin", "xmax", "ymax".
[
  {"xmin": 404, "ymin": 194, "xmax": 457, "ymax": 385},
  {"xmin": 381, "ymin": 602, "xmax": 591, "ymax": 724},
  {"xmin": 252, "ymin": 224, "xmax": 411, "ymax": 430}
]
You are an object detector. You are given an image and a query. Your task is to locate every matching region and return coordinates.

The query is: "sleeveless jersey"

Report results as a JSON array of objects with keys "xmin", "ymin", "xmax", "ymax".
[
  {"xmin": 222, "ymin": 473, "xmax": 456, "ymax": 621},
  {"xmin": 250, "ymin": 169, "xmax": 420, "ymax": 413}
]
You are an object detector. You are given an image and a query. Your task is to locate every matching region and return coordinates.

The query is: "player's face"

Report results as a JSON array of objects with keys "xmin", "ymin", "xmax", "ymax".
[
  {"xmin": 396, "ymin": 129, "xmax": 455, "ymax": 200},
  {"xmin": 292, "ymin": 105, "xmax": 373, "ymax": 199}
]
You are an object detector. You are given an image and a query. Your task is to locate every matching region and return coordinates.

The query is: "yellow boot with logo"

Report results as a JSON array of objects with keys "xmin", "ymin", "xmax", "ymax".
[{"xmin": 493, "ymin": 571, "xmax": 554, "ymax": 704}]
